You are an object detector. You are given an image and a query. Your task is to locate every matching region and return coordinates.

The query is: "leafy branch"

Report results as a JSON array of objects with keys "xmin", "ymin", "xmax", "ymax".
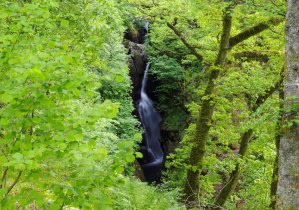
[
  {"xmin": 229, "ymin": 17, "xmax": 284, "ymax": 49},
  {"xmin": 166, "ymin": 20, "xmax": 203, "ymax": 62}
]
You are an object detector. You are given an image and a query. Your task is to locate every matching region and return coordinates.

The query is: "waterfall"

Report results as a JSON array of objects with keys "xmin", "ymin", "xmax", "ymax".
[
  {"xmin": 138, "ymin": 64, "xmax": 164, "ymax": 182},
  {"xmin": 126, "ymin": 19, "xmax": 164, "ymax": 182}
]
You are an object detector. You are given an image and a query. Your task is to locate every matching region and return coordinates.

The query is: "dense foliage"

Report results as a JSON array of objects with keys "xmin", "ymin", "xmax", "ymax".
[
  {"xmin": 0, "ymin": 0, "xmax": 182, "ymax": 209},
  {"xmin": 129, "ymin": 0, "xmax": 286, "ymax": 209},
  {"xmin": 1, "ymin": 0, "xmax": 296, "ymax": 210}
]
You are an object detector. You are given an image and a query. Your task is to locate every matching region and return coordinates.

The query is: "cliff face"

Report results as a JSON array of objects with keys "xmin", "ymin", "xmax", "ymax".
[
  {"xmin": 125, "ymin": 27, "xmax": 183, "ymax": 162},
  {"xmin": 125, "ymin": 40, "xmax": 147, "ymax": 104}
]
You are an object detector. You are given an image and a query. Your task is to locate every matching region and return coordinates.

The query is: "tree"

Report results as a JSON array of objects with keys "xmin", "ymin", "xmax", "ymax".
[
  {"xmin": 0, "ymin": 1, "xmax": 140, "ymax": 208},
  {"xmin": 215, "ymin": 66, "xmax": 285, "ymax": 208},
  {"xmin": 128, "ymin": 0, "xmax": 285, "ymax": 207},
  {"xmin": 182, "ymin": 5, "xmax": 233, "ymax": 204},
  {"xmin": 277, "ymin": 0, "xmax": 299, "ymax": 209},
  {"xmin": 174, "ymin": 4, "xmax": 283, "ymax": 206}
]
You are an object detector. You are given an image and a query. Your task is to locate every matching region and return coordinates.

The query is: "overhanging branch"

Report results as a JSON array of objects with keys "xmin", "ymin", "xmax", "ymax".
[
  {"xmin": 233, "ymin": 51, "xmax": 270, "ymax": 62},
  {"xmin": 166, "ymin": 22, "xmax": 203, "ymax": 62},
  {"xmin": 229, "ymin": 17, "xmax": 284, "ymax": 49}
]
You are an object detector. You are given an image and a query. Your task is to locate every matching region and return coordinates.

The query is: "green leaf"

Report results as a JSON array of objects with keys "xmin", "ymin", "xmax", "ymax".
[
  {"xmin": 61, "ymin": 19, "xmax": 69, "ymax": 27},
  {"xmin": 125, "ymin": 154, "xmax": 135, "ymax": 163},
  {"xmin": 0, "ymin": 93, "xmax": 13, "ymax": 103},
  {"xmin": 98, "ymin": 148, "xmax": 108, "ymax": 160},
  {"xmin": 135, "ymin": 152, "xmax": 143, "ymax": 158}
]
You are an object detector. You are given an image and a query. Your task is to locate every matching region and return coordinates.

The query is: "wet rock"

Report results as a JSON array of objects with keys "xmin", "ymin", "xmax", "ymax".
[{"xmin": 125, "ymin": 40, "xmax": 147, "ymax": 103}]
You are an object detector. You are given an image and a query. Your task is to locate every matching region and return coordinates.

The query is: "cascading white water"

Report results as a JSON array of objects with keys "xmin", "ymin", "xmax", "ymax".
[{"xmin": 138, "ymin": 64, "xmax": 164, "ymax": 182}]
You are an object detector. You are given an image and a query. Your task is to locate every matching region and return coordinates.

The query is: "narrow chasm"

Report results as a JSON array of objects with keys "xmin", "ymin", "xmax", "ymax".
[{"xmin": 125, "ymin": 21, "xmax": 165, "ymax": 183}]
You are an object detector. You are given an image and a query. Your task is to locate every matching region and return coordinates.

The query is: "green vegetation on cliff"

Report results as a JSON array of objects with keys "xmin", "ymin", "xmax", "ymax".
[{"xmin": 1, "ymin": 0, "xmax": 298, "ymax": 210}]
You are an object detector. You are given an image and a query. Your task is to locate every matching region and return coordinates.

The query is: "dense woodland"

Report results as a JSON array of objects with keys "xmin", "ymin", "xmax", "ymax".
[{"xmin": 0, "ymin": 0, "xmax": 298, "ymax": 209}]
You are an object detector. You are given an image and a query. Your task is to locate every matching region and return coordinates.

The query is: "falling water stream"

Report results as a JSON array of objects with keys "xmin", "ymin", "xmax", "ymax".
[
  {"xmin": 126, "ymin": 20, "xmax": 164, "ymax": 182},
  {"xmin": 138, "ymin": 64, "xmax": 164, "ymax": 182}
]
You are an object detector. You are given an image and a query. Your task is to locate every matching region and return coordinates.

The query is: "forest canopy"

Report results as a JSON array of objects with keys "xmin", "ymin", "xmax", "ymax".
[{"xmin": 0, "ymin": 0, "xmax": 298, "ymax": 210}]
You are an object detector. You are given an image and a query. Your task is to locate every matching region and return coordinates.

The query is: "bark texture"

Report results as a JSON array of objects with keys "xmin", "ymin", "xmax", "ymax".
[
  {"xmin": 183, "ymin": 9, "xmax": 233, "ymax": 206},
  {"xmin": 229, "ymin": 17, "xmax": 283, "ymax": 49},
  {"xmin": 270, "ymin": 88, "xmax": 284, "ymax": 209},
  {"xmin": 277, "ymin": 0, "xmax": 299, "ymax": 209}
]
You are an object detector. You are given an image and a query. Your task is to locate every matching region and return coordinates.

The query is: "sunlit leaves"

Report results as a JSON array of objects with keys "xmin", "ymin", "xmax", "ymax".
[
  {"xmin": 143, "ymin": 0, "xmax": 285, "ymax": 208},
  {"xmin": 0, "ymin": 0, "xmax": 140, "ymax": 209}
]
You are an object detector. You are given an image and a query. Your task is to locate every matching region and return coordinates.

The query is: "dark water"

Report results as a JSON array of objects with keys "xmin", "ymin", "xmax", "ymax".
[{"xmin": 138, "ymin": 64, "xmax": 164, "ymax": 182}]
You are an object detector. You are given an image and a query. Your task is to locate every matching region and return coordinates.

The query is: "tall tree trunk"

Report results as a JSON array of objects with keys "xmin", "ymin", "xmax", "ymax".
[
  {"xmin": 277, "ymin": 0, "xmax": 299, "ymax": 209},
  {"xmin": 270, "ymin": 88, "xmax": 284, "ymax": 209},
  {"xmin": 183, "ymin": 8, "xmax": 233, "ymax": 206}
]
